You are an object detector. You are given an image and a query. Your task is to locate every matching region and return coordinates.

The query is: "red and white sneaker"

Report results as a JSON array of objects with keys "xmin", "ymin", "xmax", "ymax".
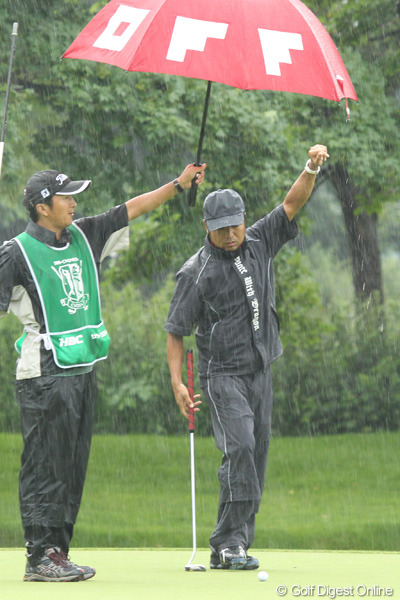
[
  {"xmin": 58, "ymin": 549, "xmax": 96, "ymax": 581},
  {"xmin": 23, "ymin": 547, "xmax": 84, "ymax": 582}
]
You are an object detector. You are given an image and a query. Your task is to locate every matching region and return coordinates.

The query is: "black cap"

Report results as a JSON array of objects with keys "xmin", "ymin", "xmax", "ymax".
[
  {"xmin": 203, "ymin": 189, "xmax": 245, "ymax": 231},
  {"xmin": 23, "ymin": 170, "xmax": 91, "ymax": 208}
]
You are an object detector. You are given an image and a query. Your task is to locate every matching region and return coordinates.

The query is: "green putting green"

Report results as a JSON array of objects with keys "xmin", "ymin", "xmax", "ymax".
[{"xmin": 1, "ymin": 548, "xmax": 398, "ymax": 600}]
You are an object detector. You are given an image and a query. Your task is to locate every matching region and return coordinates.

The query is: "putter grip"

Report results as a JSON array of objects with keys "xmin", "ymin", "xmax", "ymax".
[{"xmin": 186, "ymin": 349, "xmax": 195, "ymax": 431}]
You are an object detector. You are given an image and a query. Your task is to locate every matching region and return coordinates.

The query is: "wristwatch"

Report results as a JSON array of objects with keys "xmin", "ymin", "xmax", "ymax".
[{"xmin": 173, "ymin": 179, "xmax": 184, "ymax": 193}]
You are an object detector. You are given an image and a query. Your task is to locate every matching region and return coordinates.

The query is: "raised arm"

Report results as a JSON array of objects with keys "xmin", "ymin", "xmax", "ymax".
[
  {"xmin": 166, "ymin": 332, "xmax": 201, "ymax": 419},
  {"xmin": 283, "ymin": 145, "xmax": 329, "ymax": 222},
  {"xmin": 125, "ymin": 163, "xmax": 206, "ymax": 221}
]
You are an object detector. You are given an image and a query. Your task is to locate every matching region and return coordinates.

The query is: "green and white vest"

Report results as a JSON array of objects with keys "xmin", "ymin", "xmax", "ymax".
[{"xmin": 15, "ymin": 223, "xmax": 110, "ymax": 368}]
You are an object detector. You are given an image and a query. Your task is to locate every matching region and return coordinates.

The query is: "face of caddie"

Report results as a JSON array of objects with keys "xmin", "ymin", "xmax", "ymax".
[{"xmin": 37, "ymin": 194, "xmax": 78, "ymax": 233}]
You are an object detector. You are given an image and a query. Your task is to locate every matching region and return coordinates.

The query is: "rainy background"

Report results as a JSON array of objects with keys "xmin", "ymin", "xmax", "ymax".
[{"xmin": 0, "ymin": 0, "xmax": 399, "ymax": 551}]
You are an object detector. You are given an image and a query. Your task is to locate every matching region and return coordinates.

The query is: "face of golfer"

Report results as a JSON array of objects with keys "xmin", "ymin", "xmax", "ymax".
[
  {"xmin": 205, "ymin": 221, "xmax": 246, "ymax": 252},
  {"xmin": 37, "ymin": 195, "xmax": 77, "ymax": 237}
]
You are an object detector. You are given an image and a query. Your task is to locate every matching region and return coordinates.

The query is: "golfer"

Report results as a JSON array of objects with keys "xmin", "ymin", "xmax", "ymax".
[
  {"xmin": 165, "ymin": 145, "xmax": 328, "ymax": 570},
  {"xmin": 0, "ymin": 162, "xmax": 206, "ymax": 582}
]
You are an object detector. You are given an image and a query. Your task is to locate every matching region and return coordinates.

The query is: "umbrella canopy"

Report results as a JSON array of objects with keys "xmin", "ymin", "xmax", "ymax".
[
  {"xmin": 63, "ymin": 0, "xmax": 357, "ymax": 102},
  {"xmin": 62, "ymin": 0, "xmax": 357, "ymax": 204}
]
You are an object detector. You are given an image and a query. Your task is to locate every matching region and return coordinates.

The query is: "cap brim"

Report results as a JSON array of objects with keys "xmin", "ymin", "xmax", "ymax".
[
  {"xmin": 206, "ymin": 212, "xmax": 244, "ymax": 232},
  {"xmin": 55, "ymin": 180, "xmax": 92, "ymax": 195}
]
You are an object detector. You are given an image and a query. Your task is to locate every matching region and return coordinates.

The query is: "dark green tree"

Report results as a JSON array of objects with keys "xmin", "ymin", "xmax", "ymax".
[{"xmin": 305, "ymin": 0, "xmax": 400, "ymax": 303}]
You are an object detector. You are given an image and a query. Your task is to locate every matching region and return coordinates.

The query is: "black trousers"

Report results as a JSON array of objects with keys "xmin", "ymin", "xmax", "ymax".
[
  {"xmin": 16, "ymin": 370, "xmax": 97, "ymax": 561},
  {"xmin": 201, "ymin": 369, "xmax": 273, "ymax": 552}
]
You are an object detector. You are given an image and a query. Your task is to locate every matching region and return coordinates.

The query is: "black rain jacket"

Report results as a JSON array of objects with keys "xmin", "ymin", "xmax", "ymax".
[{"xmin": 165, "ymin": 204, "xmax": 298, "ymax": 378}]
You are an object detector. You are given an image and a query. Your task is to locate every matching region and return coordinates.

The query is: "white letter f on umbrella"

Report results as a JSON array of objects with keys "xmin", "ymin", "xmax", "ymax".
[
  {"xmin": 167, "ymin": 16, "xmax": 228, "ymax": 62},
  {"xmin": 258, "ymin": 29, "xmax": 304, "ymax": 76}
]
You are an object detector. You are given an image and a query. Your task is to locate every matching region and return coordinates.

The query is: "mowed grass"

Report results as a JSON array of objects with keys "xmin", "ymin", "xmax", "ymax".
[
  {"xmin": 0, "ymin": 431, "xmax": 399, "ymax": 551},
  {"xmin": 2, "ymin": 549, "xmax": 400, "ymax": 600}
]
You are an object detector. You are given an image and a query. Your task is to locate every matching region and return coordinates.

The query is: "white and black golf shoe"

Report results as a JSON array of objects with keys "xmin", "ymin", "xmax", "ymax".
[{"xmin": 211, "ymin": 546, "xmax": 259, "ymax": 570}]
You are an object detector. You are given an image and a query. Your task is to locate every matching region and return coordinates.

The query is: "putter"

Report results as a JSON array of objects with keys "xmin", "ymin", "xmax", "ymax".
[
  {"xmin": 184, "ymin": 349, "xmax": 206, "ymax": 572},
  {"xmin": 0, "ymin": 22, "xmax": 18, "ymax": 179}
]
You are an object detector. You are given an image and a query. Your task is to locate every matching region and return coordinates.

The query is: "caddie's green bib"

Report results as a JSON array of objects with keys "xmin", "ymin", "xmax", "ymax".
[{"xmin": 15, "ymin": 224, "xmax": 110, "ymax": 368}]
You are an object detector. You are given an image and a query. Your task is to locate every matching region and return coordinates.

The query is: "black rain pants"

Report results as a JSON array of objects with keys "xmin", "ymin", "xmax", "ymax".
[
  {"xmin": 201, "ymin": 368, "xmax": 273, "ymax": 553},
  {"xmin": 16, "ymin": 370, "xmax": 97, "ymax": 562}
]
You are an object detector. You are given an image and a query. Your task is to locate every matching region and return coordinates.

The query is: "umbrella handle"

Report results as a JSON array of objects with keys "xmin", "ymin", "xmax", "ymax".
[
  {"xmin": 188, "ymin": 81, "xmax": 212, "ymax": 207},
  {"xmin": 188, "ymin": 166, "xmax": 201, "ymax": 207}
]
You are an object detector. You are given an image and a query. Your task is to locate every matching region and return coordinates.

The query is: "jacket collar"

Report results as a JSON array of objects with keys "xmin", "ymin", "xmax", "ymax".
[
  {"xmin": 25, "ymin": 220, "xmax": 72, "ymax": 247},
  {"xmin": 204, "ymin": 234, "xmax": 247, "ymax": 259}
]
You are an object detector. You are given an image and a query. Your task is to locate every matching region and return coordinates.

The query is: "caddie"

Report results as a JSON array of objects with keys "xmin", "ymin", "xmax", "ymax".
[
  {"xmin": 0, "ymin": 163, "xmax": 206, "ymax": 582},
  {"xmin": 165, "ymin": 145, "xmax": 328, "ymax": 570}
]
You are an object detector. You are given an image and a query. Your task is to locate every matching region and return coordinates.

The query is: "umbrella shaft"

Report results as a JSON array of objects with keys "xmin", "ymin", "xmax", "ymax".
[{"xmin": 196, "ymin": 80, "xmax": 212, "ymax": 164}]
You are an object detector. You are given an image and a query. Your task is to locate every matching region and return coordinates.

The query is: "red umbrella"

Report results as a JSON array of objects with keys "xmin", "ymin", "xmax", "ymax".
[{"xmin": 63, "ymin": 0, "xmax": 357, "ymax": 203}]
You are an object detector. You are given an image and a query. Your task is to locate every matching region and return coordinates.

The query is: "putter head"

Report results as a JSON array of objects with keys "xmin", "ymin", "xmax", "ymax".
[{"xmin": 185, "ymin": 563, "xmax": 206, "ymax": 572}]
